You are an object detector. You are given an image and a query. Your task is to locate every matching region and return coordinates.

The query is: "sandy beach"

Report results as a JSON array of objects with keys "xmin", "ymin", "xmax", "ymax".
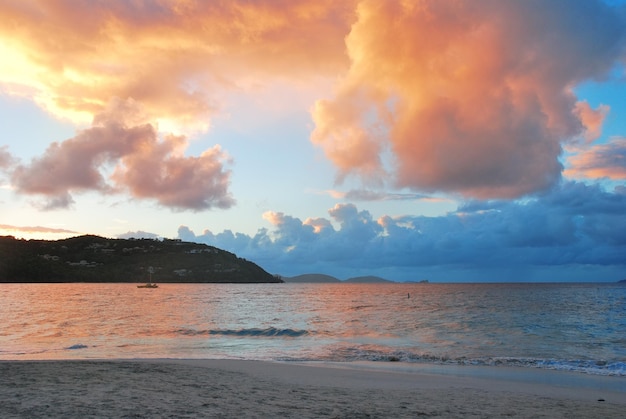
[{"xmin": 0, "ymin": 360, "xmax": 624, "ymax": 418}]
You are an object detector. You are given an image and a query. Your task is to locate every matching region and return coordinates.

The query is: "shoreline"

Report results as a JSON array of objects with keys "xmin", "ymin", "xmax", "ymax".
[
  {"xmin": 165, "ymin": 359, "xmax": 626, "ymax": 401},
  {"xmin": 1, "ymin": 359, "xmax": 624, "ymax": 417}
]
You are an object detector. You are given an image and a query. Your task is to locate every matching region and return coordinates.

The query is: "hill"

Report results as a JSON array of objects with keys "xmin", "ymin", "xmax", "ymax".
[
  {"xmin": 344, "ymin": 275, "xmax": 395, "ymax": 283},
  {"xmin": 0, "ymin": 235, "xmax": 281, "ymax": 283},
  {"xmin": 282, "ymin": 274, "xmax": 395, "ymax": 283},
  {"xmin": 282, "ymin": 274, "xmax": 341, "ymax": 283}
]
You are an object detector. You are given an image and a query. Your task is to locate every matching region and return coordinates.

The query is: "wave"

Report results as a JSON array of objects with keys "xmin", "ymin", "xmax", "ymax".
[
  {"xmin": 65, "ymin": 344, "xmax": 89, "ymax": 350},
  {"xmin": 284, "ymin": 346, "xmax": 626, "ymax": 376},
  {"xmin": 349, "ymin": 305, "xmax": 374, "ymax": 311},
  {"xmin": 176, "ymin": 327, "xmax": 311, "ymax": 338}
]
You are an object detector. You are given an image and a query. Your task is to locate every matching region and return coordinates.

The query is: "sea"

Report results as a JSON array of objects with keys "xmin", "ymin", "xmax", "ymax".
[{"xmin": 1, "ymin": 282, "xmax": 625, "ymax": 377}]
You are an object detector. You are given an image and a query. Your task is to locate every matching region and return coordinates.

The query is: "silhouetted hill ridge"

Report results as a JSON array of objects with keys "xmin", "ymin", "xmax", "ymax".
[{"xmin": 0, "ymin": 235, "xmax": 280, "ymax": 283}]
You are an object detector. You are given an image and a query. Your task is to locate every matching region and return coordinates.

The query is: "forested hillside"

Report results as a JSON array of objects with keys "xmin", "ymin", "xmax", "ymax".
[{"xmin": 0, "ymin": 235, "xmax": 281, "ymax": 283}]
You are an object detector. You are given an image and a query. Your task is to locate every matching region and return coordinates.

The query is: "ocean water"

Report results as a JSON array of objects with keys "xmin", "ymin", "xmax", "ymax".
[{"xmin": 1, "ymin": 282, "xmax": 625, "ymax": 376}]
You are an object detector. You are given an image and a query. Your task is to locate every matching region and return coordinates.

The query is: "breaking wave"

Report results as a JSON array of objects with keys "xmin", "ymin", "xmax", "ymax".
[
  {"xmin": 176, "ymin": 327, "xmax": 311, "ymax": 338},
  {"xmin": 291, "ymin": 346, "xmax": 626, "ymax": 376},
  {"xmin": 66, "ymin": 344, "xmax": 89, "ymax": 350}
]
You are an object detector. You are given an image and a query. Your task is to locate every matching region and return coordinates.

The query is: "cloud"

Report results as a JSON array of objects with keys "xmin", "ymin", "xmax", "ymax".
[
  {"xmin": 117, "ymin": 230, "xmax": 161, "ymax": 240},
  {"xmin": 0, "ymin": 145, "xmax": 17, "ymax": 190},
  {"xmin": 573, "ymin": 101, "xmax": 610, "ymax": 144},
  {"xmin": 0, "ymin": 145, "xmax": 16, "ymax": 171},
  {"xmin": 311, "ymin": 0, "xmax": 626, "ymax": 199},
  {"xmin": 33, "ymin": 194, "xmax": 76, "ymax": 211},
  {"xmin": 11, "ymin": 98, "xmax": 234, "ymax": 210},
  {"xmin": 331, "ymin": 188, "xmax": 437, "ymax": 202},
  {"xmin": 2, "ymin": 0, "xmax": 625, "ymax": 272},
  {"xmin": 565, "ymin": 137, "xmax": 626, "ymax": 180},
  {"xmin": 0, "ymin": 224, "xmax": 78, "ymax": 235},
  {"xmin": 179, "ymin": 181, "xmax": 626, "ymax": 281},
  {"xmin": 0, "ymin": 1, "xmax": 356, "ymax": 210},
  {"xmin": 0, "ymin": 0, "xmax": 353, "ymax": 131},
  {"xmin": 3, "ymin": 1, "xmax": 625, "ymax": 209}
]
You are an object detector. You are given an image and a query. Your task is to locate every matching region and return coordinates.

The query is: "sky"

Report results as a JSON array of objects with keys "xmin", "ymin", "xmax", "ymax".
[{"xmin": 1, "ymin": 0, "xmax": 625, "ymax": 282}]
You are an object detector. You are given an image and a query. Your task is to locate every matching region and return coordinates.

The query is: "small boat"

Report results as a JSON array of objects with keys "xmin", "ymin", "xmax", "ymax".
[{"xmin": 137, "ymin": 267, "xmax": 158, "ymax": 288}]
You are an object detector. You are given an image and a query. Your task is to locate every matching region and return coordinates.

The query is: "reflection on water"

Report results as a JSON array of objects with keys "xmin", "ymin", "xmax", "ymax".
[{"xmin": 1, "ymin": 282, "xmax": 625, "ymax": 375}]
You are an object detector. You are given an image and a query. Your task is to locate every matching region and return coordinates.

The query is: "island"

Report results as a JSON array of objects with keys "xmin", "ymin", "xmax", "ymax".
[
  {"xmin": 282, "ymin": 274, "xmax": 396, "ymax": 283},
  {"xmin": 283, "ymin": 274, "xmax": 342, "ymax": 283},
  {"xmin": 0, "ymin": 235, "xmax": 281, "ymax": 283}
]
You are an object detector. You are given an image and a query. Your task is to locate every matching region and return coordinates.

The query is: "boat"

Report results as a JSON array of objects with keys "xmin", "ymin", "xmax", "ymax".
[{"xmin": 137, "ymin": 267, "xmax": 158, "ymax": 288}]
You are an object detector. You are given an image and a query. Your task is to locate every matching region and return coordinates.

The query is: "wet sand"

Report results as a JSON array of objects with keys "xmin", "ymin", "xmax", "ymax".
[{"xmin": 0, "ymin": 359, "xmax": 624, "ymax": 418}]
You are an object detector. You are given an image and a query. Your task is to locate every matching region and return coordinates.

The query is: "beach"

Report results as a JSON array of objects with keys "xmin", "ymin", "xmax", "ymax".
[{"xmin": 0, "ymin": 360, "xmax": 623, "ymax": 418}]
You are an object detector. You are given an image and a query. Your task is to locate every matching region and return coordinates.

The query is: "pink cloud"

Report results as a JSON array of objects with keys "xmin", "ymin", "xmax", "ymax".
[
  {"xmin": 574, "ymin": 101, "xmax": 610, "ymax": 144},
  {"xmin": 0, "ymin": 145, "xmax": 16, "ymax": 172},
  {"xmin": 565, "ymin": 137, "xmax": 626, "ymax": 180},
  {"xmin": 112, "ymin": 138, "xmax": 234, "ymax": 210},
  {"xmin": 0, "ymin": 1, "xmax": 353, "ymax": 130},
  {"xmin": 312, "ymin": 0, "xmax": 626, "ymax": 199},
  {"xmin": 11, "ymin": 99, "xmax": 234, "ymax": 210},
  {"xmin": 0, "ymin": 224, "xmax": 78, "ymax": 234},
  {"xmin": 12, "ymin": 120, "xmax": 151, "ymax": 196},
  {"xmin": 0, "ymin": 1, "xmax": 356, "ymax": 211},
  {"xmin": 2, "ymin": 0, "xmax": 625, "ymax": 209},
  {"xmin": 341, "ymin": 189, "xmax": 435, "ymax": 202}
]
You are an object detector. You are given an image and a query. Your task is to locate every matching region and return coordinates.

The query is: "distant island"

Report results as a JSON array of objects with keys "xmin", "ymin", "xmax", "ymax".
[
  {"xmin": 282, "ymin": 273, "xmax": 400, "ymax": 283},
  {"xmin": 284, "ymin": 274, "xmax": 342, "ymax": 283},
  {"xmin": 0, "ymin": 235, "xmax": 281, "ymax": 283},
  {"xmin": 344, "ymin": 275, "xmax": 395, "ymax": 284}
]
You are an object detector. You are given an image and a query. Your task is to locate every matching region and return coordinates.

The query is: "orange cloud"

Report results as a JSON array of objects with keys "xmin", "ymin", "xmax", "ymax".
[
  {"xmin": 0, "ymin": 1, "xmax": 356, "ymax": 210},
  {"xmin": 565, "ymin": 137, "xmax": 626, "ymax": 180},
  {"xmin": 262, "ymin": 211, "xmax": 285, "ymax": 227},
  {"xmin": 2, "ymin": 0, "xmax": 625, "ymax": 208},
  {"xmin": 0, "ymin": 0, "xmax": 353, "ymax": 131},
  {"xmin": 574, "ymin": 101, "xmax": 610, "ymax": 144},
  {"xmin": 312, "ymin": 0, "xmax": 626, "ymax": 199},
  {"xmin": 303, "ymin": 217, "xmax": 333, "ymax": 234},
  {"xmin": 0, "ymin": 224, "xmax": 78, "ymax": 234},
  {"xmin": 0, "ymin": 223, "xmax": 79, "ymax": 240}
]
